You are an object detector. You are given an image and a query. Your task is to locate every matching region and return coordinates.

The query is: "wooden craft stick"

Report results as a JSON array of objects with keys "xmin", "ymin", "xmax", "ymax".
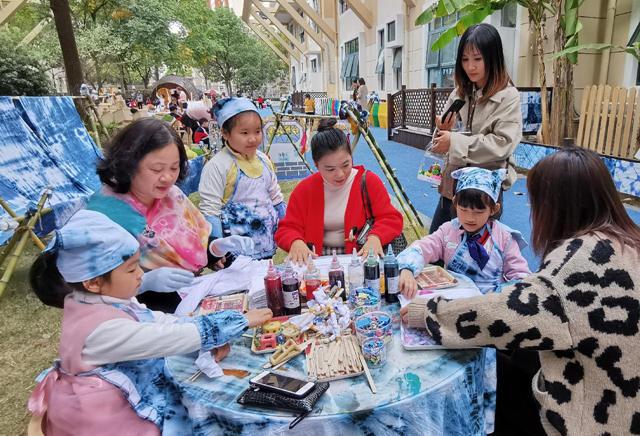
[{"xmin": 358, "ymin": 352, "xmax": 377, "ymax": 394}]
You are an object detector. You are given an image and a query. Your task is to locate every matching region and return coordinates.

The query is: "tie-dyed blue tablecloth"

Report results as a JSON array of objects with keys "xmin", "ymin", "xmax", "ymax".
[{"xmin": 166, "ymin": 306, "xmax": 494, "ymax": 435}]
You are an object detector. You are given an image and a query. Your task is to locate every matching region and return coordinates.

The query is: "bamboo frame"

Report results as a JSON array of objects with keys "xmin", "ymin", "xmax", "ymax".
[
  {"xmin": 0, "ymin": 190, "xmax": 51, "ymax": 298},
  {"xmin": 264, "ymin": 108, "xmax": 314, "ymax": 173}
]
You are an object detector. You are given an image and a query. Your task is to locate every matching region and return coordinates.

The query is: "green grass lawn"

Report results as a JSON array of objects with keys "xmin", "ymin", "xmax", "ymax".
[{"xmin": 0, "ymin": 179, "xmax": 420, "ymax": 433}]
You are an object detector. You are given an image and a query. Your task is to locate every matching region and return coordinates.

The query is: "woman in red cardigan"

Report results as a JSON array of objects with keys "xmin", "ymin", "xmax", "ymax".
[{"xmin": 275, "ymin": 118, "xmax": 403, "ymax": 264}]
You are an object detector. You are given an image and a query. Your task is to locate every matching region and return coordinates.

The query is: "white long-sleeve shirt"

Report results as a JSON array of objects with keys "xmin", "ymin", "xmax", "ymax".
[{"xmin": 74, "ymin": 291, "xmax": 202, "ymax": 366}]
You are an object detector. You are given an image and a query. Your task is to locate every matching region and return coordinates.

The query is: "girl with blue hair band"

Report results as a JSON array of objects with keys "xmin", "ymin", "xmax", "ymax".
[
  {"xmin": 27, "ymin": 210, "xmax": 272, "ymax": 434},
  {"xmin": 398, "ymin": 167, "xmax": 530, "ymax": 297},
  {"xmin": 397, "ymin": 167, "xmax": 530, "ymax": 434},
  {"xmin": 199, "ymin": 98, "xmax": 286, "ymax": 260}
]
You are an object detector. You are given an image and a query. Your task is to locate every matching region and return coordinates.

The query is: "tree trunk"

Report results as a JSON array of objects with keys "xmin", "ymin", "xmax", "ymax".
[
  {"xmin": 120, "ymin": 64, "xmax": 129, "ymax": 97},
  {"xmin": 534, "ymin": 19, "xmax": 550, "ymax": 144},
  {"xmin": 551, "ymin": 0, "xmax": 575, "ymax": 145},
  {"xmin": 50, "ymin": 0, "xmax": 83, "ymax": 96},
  {"xmin": 226, "ymin": 81, "xmax": 233, "ymax": 96}
]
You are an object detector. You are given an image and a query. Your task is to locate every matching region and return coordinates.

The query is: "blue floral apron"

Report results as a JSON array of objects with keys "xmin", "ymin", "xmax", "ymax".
[
  {"xmin": 446, "ymin": 221, "xmax": 504, "ymax": 434},
  {"xmin": 86, "ymin": 303, "xmax": 191, "ymax": 433},
  {"xmin": 221, "ymin": 155, "xmax": 278, "ymax": 259}
]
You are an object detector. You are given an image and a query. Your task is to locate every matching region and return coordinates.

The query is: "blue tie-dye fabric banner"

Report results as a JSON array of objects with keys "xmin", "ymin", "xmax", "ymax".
[{"xmin": 0, "ymin": 96, "xmax": 205, "ymax": 246}]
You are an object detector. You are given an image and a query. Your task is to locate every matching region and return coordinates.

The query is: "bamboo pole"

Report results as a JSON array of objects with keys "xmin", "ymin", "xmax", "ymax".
[
  {"xmin": 0, "ymin": 190, "xmax": 51, "ymax": 298},
  {"xmin": 342, "ymin": 104, "xmax": 424, "ymax": 240}
]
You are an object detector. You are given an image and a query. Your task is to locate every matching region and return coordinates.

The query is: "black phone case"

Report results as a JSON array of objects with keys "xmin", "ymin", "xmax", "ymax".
[{"xmin": 441, "ymin": 99, "xmax": 465, "ymax": 121}]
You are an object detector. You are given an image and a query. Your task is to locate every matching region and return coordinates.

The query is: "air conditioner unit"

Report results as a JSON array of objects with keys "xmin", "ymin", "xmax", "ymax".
[{"xmin": 386, "ymin": 14, "xmax": 404, "ymax": 49}]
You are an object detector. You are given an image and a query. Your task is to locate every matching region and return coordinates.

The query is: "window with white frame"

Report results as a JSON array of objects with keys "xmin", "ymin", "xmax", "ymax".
[
  {"xmin": 393, "ymin": 47, "xmax": 402, "ymax": 90},
  {"xmin": 501, "ymin": 2, "xmax": 517, "ymax": 28},
  {"xmin": 425, "ymin": 14, "xmax": 459, "ymax": 87},
  {"xmin": 339, "ymin": 0, "xmax": 349, "ymax": 14},
  {"xmin": 376, "ymin": 29, "xmax": 385, "ymax": 91},
  {"xmin": 341, "ymin": 38, "xmax": 359, "ymax": 90},
  {"xmin": 387, "ymin": 21, "xmax": 396, "ymax": 43},
  {"xmin": 311, "ymin": 58, "xmax": 318, "ymax": 73}
]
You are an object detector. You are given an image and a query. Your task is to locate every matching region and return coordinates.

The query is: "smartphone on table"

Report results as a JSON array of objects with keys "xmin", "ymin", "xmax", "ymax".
[{"xmin": 250, "ymin": 371, "xmax": 316, "ymax": 398}]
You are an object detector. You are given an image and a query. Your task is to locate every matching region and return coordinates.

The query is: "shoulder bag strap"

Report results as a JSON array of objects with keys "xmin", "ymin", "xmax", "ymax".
[{"xmin": 360, "ymin": 170, "xmax": 374, "ymax": 220}]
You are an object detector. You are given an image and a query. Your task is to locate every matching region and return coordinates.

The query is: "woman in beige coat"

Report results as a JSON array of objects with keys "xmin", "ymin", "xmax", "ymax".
[{"xmin": 429, "ymin": 23, "xmax": 522, "ymax": 233}]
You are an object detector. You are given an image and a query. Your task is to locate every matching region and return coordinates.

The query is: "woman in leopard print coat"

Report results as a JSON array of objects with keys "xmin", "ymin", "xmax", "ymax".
[{"xmin": 402, "ymin": 147, "xmax": 640, "ymax": 435}]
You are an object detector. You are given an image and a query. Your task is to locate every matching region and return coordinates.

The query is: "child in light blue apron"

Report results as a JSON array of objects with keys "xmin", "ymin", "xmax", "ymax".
[
  {"xmin": 27, "ymin": 210, "xmax": 272, "ymax": 434},
  {"xmin": 396, "ymin": 167, "xmax": 531, "ymax": 433},
  {"xmin": 199, "ymin": 98, "xmax": 286, "ymax": 260},
  {"xmin": 397, "ymin": 167, "xmax": 530, "ymax": 296}
]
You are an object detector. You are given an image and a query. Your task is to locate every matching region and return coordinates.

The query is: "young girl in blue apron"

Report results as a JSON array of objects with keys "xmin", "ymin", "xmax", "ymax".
[
  {"xmin": 27, "ymin": 210, "xmax": 272, "ymax": 434},
  {"xmin": 397, "ymin": 167, "xmax": 529, "ymax": 296},
  {"xmin": 199, "ymin": 98, "xmax": 286, "ymax": 260},
  {"xmin": 396, "ymin": 167, "xmax": 530, "ymax": 433}
]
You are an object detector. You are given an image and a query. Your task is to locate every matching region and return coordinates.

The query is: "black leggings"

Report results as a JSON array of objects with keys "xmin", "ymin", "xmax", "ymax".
[{"xmin": 493, "ymin": 350, "xmax": 545, "ymax": 435}]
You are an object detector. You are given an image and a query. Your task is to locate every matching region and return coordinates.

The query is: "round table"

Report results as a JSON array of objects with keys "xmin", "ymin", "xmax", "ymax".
[{"xmin": 166, "ymin": 304, "xmax": 494, "ymax": 435}]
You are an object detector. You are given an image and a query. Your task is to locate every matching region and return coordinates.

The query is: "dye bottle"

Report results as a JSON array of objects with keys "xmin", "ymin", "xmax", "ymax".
[
  {"xmin": 347, "ymin": 248, "xmax": 364, "ymax": 296},
  {"xmin": 328, "ymin": 249, "xmax": 346, "ymax": 299},
  {"xmin": 364, "ymin": 248, "xmax": 380, "ymax": 293},
  {"xmin": 303, "ymin": 254, "xmax": 321, "ymax": 301},
  {"xmin": 264, "ymin": 260, "xmax": 284, "ymax": 316},
  {"xmin": 281, "ymin": 260, "xmax": 301, "ymax": 315},
  {"xmin": 383, "ymin": 245, "xmax": 400, "ymax": 303}
]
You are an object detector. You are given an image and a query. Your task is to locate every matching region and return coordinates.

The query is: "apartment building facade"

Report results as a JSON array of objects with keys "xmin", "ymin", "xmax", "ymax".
[{"xmin": 242, "ymin": 0, "xmax": 639, "ymax": 103}]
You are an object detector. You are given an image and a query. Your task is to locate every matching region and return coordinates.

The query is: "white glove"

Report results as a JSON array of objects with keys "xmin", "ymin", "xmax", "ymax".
[
  {"xmin": 208, "ymin": 235, "xmax": 255, "ymax": 257},
  {"xmin": 139, "ymin": 267, "xmax": 195, "ymax": 293}
]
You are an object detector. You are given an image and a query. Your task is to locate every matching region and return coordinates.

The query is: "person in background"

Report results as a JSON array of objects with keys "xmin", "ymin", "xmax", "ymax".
[
  {"xmin": 356, "ymin": 78, "xmax": 369, "ymax": 110},
  {"xmin": 351, "ymin": 79, "xmax": 359, "ymax": 102},
  {"xmin": 304, "ymin": 93, "xmax": 316, "ymax": 115},
  {"xmin": 428, "ymin": 23, "xmax": 522, "ymax": 234},
  {"xmin": 136, "ymin": 91, "xmax": 144, "ymax": 109},
  {"xmin": 193, "ymin": 118, "xmax": 210, "ymax": 147}
]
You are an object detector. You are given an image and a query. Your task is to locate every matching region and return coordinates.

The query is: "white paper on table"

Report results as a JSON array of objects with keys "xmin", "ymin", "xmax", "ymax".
[
  {"xmin": 398, "ymin": 271, "xmax": 482, "ymax": 307},
  {"xmin": 175, "ymin": 256, "xmax": 269, "ymax": 316},
  {"xmin": 398, "ymin": 287, "xmax": 482, "ymax": 307}
]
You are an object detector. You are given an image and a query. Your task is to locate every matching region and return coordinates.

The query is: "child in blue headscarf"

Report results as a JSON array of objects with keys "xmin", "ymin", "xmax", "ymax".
[
  {"xmin": 27, "ymin": 210, "xmax": 272, "ymax": 434},
  {"xmin": 398, "ymin": 167, "xmax": 530, "ymax": 297},
  {"xmin": 199, "ymin": 97, "xmax": 286, "ymax": 260},
  {"xmin": 397, "ymin": 167, "xmax": 530, "ymax": 434}
]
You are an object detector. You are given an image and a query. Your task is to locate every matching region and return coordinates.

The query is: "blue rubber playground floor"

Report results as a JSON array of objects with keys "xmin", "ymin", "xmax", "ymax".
[
  {"xmin": 258, "ymin": 109, "xmax": 640, "ymax": 270},
  {"xmin": 354, "ymin": 126, "xmax": 640, "ymax": 270}
]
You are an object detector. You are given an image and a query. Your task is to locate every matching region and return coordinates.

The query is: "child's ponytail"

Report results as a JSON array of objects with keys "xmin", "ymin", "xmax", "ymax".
[{"xmin": 29, "ymin": 251, "xmax": 81, "ymax": 308}]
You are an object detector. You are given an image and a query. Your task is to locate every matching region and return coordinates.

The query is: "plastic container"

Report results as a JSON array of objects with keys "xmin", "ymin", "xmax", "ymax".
[
  {"xmin": 355, "ymin": 311, "xmax": 393, "ymax": 345},
  {"xmin": 347, "ymin": 287, "xmax": 381, "ymax": 318},
  {"xmin": 361, "ymin": 337, "xmax": 387, "ymax": 368}
]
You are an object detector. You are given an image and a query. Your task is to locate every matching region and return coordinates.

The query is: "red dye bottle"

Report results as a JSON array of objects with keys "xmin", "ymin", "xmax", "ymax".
[{"xmin": 264, "ymin": 260, "xmax": 284, "ymax": 316}]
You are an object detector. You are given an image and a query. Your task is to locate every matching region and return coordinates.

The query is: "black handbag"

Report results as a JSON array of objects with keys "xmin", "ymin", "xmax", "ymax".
[
  {"xmin": 357, "ymin": 170, "xmax": 408, "ymax": 254},
  {"xmin": 236, "ymin": 382, "xmax": 329, "ymax": 429}
]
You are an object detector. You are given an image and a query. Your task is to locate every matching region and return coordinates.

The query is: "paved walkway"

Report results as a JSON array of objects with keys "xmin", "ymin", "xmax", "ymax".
[{"xmin": 353, "ymin": 126, "xmax": 640, "ymax": 269}]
